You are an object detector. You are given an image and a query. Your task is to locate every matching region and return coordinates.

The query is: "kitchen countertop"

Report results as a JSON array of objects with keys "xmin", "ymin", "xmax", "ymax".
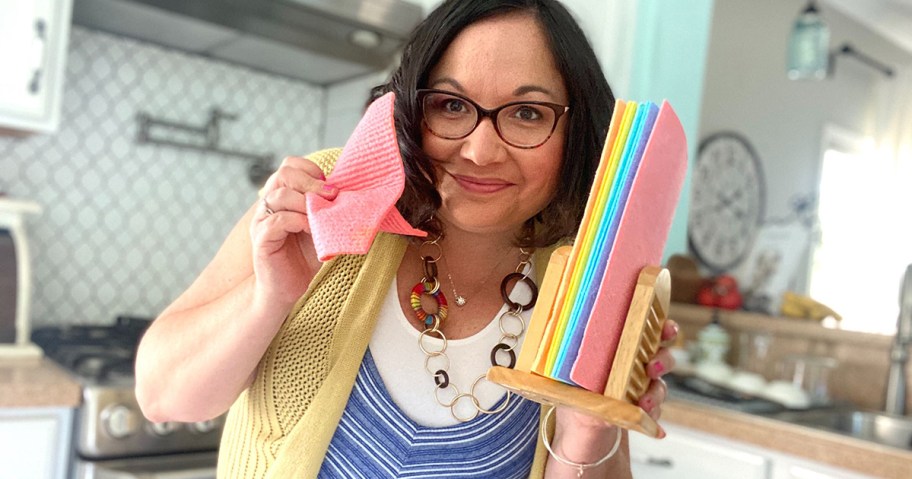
[
  {"xmin": 663, "ymin": 398, "xmax": 912, "ymax": 478},
  {"xmin": 0, "ymin": 357, "xmax": 81, "ymax": 408}
]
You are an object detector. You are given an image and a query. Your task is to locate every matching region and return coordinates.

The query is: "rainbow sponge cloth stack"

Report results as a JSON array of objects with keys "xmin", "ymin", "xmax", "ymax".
[{"xmin": 489, "ymin": 99, "xmax": 687, "ymax": 437}]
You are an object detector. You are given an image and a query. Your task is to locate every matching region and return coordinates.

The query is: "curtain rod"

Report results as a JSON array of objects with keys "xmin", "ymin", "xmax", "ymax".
[{"xmin": 834, "ymin": 43, "xmax": 894, "ymax": 78}]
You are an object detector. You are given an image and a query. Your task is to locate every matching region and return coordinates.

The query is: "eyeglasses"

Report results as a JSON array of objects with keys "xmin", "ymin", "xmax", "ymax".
[{"xmin": 417, "ymin": 89, "xmax": 569, "ymax": 149}]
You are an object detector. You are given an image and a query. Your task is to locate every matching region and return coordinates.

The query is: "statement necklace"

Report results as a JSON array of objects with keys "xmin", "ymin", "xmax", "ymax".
[{"xmin": 410, "ymin": 238, "xmax": 538, "ymax": 422}]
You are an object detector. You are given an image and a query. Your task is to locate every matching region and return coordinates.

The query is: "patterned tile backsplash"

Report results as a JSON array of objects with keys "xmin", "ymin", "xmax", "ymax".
[{"xmin": 0, "ymin": 27, "xmax": 325, "ymax": 327}]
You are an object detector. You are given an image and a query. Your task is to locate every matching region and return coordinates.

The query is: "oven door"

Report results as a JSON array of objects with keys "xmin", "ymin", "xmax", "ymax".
[{"xmin": 75, "ymin": 451, "xmax": 217, "ymax": 479}]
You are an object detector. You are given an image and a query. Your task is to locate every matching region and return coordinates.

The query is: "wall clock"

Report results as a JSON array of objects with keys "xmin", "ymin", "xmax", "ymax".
[{"xmin": 688, "ymin": 132, "xmax": 766, "ymax": 273}]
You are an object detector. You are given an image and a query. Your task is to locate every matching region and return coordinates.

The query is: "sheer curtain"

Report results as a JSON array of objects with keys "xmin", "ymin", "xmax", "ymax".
[
  {"xmin": 869, "ymin": 66, "xmax": 912, "ymax": 170},
  {"xmin": 871, "ymin": 65, "xmax": 912, "ymax": 260},
  {"xmin": 864, "ymin": 66, "xmax": 912, "ymax": 329}
]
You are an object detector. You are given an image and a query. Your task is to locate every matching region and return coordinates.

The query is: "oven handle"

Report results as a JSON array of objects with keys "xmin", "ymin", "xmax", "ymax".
[
  {"xmin": 79, "ymin": 452, "xmax": 218, "ymax": 479},
  {"xmin": 93, "ymin": 465, "xmax": 215, "ymax": 479}
]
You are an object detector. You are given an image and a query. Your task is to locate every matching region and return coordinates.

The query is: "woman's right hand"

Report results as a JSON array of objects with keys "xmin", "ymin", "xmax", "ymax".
[{"xmin": 251, "ymin": 156, "xmax": 338, "ymax": 308}]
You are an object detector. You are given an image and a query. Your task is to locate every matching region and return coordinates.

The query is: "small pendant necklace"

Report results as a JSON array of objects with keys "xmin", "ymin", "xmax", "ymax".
[{"xmin": 441, "ymin": 244, "xmax": 513, "ymax": 307}]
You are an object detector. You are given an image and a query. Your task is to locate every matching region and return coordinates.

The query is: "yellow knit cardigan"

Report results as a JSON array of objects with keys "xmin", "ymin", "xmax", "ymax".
[{"xmin": 217, "ymin": 149, "xmax": 554, "ymax": 479}]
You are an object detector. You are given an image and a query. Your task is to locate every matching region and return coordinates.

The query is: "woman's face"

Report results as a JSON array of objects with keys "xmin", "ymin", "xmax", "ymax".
[{"xmin": 422, "ymin": 12, "xmax": 568, "ymax": 238}]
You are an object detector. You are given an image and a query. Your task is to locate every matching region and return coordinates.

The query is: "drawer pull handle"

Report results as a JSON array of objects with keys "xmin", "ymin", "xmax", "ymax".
[{"xmin": 633, "ymin": 454, "xmax": 674, "ymax": 468}]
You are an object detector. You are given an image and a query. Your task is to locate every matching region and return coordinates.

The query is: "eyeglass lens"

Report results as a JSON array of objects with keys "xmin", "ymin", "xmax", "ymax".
[{"xmin": 421, "ymin": 91, "xmax": 561, "ymax": 148}]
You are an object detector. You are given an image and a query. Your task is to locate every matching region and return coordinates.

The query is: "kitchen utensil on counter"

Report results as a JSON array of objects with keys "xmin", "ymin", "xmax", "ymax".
[
  {"xmin": 780, "ymin": 291, "xmax": 842, "ymax": 322},
  {"xmin": 736, "ymin": 330, "xmax": 773, "ymax": 377},
  {"xmin": 695, "ymin": 311, "xmax": 731, "ymax": 363},
  {"xmin": 0, "ymin": 198, "xmax": 42, "ymax": 356},
  {"xmin": 762, "ymin": 380, "xmax": 811, "ymax": 409},
  {"xmin": 696, "ymin": 275, "xmax": 743, "ymax": 310},
  {"xmin": 0, "ymin": 229, "xmax": 16, "ymax": 343},
  {"xmin": 779, "ymin": 353, "xmax": 838, "ymax": 406},
  {"xmin": 693, "ymin": 311, "xmax": 734, "ymax": 383},
  {"xmin": 885, "ymin": 263, "xmax": 912, "ymax": 415},
  {"xmin": 726, "ymin": 371, "xmax": 768, "ymax": 396},
  {"xmin": 665, "ymin": 372, "xmax": 784, "ymax": 414},
  {"xmin": 669, "ymin": 346, "xmax": 694, "ymax": 375},
  {"xmin": 667, "ymin": 254, "xmax": 702, "ymax": 303},
  {"xmin": 695, "ymin": 360, "xmax": 734, "ymax": 384}
]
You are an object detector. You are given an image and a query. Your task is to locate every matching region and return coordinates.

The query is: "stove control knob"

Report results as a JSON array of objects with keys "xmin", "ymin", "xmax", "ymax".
[
  {"xmin": 149, "ymin": 421, "xmax": 179, "ymax": 436},
  {"xmin": 102, "ymin": 404, "xmax": 139, "ymax": 439},
  {"xmin": 190, "ymin": 419, "xmax": 218, "ymax": 434}
]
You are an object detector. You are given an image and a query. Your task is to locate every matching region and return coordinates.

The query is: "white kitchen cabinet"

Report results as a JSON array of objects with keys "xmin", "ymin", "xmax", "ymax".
[
  {"xmin": 770, "ymin": 456, "xmax": 875, "ymax": 479},
  {"xmin": 630, "ymin": 424, "xmax": 770, "ymax": 478},
  {"xmin": 630, "ymin": 423, "xmax": 876, "ymax": 479},
  {"xmin": 0, "ymin": 407, "xmax": 73, "ymax": 479},
  {"xmin": 0, "ymin": 0, "xmax": 73, "ymax": 134}
]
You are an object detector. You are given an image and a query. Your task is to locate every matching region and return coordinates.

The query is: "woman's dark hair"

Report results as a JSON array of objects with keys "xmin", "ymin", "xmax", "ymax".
[{"xmin": 371, "ymin": 0, "xmax": 614, "ymax": 247}]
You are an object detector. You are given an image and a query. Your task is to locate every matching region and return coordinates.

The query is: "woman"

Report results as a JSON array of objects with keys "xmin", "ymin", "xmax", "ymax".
[{"xmin": 135, "ymin": 1, "xmax": 677, "ymax": 477}]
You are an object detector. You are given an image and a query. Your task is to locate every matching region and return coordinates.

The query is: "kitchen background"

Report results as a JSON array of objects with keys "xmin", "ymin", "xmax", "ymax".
[
  {"xmin": 2, "ymin": 1, "xmax": 912, "ymax": 478},
  {"xmin": 3, "ymin": 0, "xmax": 911, "ymax": 335}
]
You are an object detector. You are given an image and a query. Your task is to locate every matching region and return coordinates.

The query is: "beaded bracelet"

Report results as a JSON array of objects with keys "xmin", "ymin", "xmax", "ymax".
[{"xmin": 540, "ymin": 406, "xmax": 623, "ymax": 478}]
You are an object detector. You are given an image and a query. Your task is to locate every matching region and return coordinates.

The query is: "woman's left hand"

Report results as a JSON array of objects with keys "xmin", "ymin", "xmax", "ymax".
[
  {"xmin": 556, "ymin": 318, "xmax": 678, "ymax": 434},
  {"xmin": 635, "ymin": 317, "xmax": 678, "ymax": 434},
  {"xmin": 545, "ymin": 320, "xmax": 679, "ymax": 477}
]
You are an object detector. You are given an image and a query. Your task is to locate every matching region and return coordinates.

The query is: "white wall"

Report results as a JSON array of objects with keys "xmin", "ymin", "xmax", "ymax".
[
  {"xmin": 321, "ymin": 71, "xmax": 388, "ymax": 148},
  {"xmin": 699, "ymin": 0, "xmax": 912, "ymax": 222}
]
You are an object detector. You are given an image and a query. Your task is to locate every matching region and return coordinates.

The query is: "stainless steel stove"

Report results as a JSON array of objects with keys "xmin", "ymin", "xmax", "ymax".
[{"xmin": 33, "ymin": 317, "xmax": 222, "ymax": 479}]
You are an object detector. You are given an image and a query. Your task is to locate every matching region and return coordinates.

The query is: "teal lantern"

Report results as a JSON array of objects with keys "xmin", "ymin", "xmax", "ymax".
[{"xmin": 787, "ymin": 0, "xmax": 830, "ymax": 80}]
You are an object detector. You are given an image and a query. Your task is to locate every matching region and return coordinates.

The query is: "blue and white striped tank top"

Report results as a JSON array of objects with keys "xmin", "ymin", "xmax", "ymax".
[{"xmin": 318, "ymin": 350, "xmax": 539, "ymax": 478}]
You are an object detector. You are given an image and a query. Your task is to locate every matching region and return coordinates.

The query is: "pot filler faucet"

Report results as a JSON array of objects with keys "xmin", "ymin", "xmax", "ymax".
[{"xmin": 885, "ymin": 263, "xmax": 912, "ymax": 416}]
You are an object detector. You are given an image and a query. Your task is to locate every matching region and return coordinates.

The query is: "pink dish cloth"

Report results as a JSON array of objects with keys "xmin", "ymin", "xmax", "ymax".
[{"xmin": 306, "ymin": 92, "xmax": 427, "ymax": 261}]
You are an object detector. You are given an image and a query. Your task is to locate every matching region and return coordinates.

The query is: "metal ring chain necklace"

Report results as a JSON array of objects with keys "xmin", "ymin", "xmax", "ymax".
[{"xmin": 410, "ymin": 238, "xmax": 539, "ymax": 422}]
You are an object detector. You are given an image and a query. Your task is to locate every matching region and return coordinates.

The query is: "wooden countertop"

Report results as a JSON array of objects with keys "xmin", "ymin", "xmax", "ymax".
[
  {"xmin": 0, "ymin": 357, "xmax": 81, "ymax": 408},
  {"xmin": 664, "ymin": 399, "xmax": 912, "ymax": 479}
]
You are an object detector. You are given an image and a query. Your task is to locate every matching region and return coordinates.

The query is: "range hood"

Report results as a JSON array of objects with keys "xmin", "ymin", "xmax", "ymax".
[{"xmin": 72, "ymin": 0, "xmax": 424, "ymax": 85}]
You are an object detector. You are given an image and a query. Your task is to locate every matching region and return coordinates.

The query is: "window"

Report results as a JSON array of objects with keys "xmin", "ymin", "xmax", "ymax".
[{"xmin": 808, "ymin": 125, "xmax": 912, "ymax": 334}]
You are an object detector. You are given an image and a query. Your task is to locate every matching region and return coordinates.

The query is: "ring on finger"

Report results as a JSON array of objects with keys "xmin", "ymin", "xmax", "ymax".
[{"xmin": 262, "ymin": 197, "xmax": 276, "ymax": 216}]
